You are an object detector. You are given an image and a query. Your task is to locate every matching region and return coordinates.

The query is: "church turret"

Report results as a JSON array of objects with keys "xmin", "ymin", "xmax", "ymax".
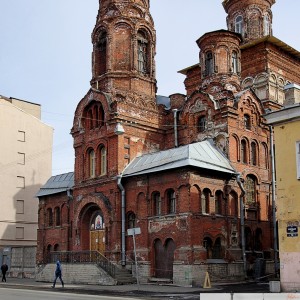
[
  {"xmin": 197, "ymin": 30, "xmax": 242, "ymax": 93},
  {"xmin": 91, "ymin": 0, "xmax": 156, "ymax": 98},
  {"xmin": 223, "ymin": 0, "xmax": 275, "ymax": 44}
]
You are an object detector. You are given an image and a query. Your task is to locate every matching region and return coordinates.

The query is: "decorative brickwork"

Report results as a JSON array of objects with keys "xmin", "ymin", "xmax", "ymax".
[{"xmin": 37, "ymin": 0, "xmax": 300, "ymax": 284}]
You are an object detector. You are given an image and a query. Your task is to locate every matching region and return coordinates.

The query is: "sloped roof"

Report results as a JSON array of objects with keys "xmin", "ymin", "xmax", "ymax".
[
  {"xmin": 36, "ymin": 172, "xmax": 74, "ymax": 197},
  {"xmin": 122, "ymin": 140, "xmax": 236, "ymax": 177}
]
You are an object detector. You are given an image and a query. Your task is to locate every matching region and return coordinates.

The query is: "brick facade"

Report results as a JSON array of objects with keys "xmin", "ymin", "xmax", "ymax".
[{"xmin": 37, "ymin": 0, "xmax": 300, "ymax": 284}]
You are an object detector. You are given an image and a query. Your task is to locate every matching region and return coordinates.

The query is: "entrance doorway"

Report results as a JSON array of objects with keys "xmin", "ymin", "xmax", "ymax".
[
  {"xmin": 154, "ymin": 238, "xmax": 175, "ymax": 279},
  {"xmin": 90, "ymin": 213, "xmax": 105, "ymax": 254}
]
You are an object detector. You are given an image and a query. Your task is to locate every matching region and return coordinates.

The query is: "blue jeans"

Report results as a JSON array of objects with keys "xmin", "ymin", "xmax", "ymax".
[{"xmin": 52, "ymin": 272, "xmax": 64, "ymax": 287}]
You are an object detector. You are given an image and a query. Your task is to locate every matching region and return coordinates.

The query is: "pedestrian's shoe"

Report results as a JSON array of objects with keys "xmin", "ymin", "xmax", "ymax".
[{"xmin": 51, "ymin": 285, "xmax": 55, "ymax": 288}]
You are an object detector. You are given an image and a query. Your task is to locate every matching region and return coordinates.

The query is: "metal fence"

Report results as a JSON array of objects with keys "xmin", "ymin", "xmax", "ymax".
[{"xmin": 48, "ymin": 251, "xmax": 116, "ymax": 277}]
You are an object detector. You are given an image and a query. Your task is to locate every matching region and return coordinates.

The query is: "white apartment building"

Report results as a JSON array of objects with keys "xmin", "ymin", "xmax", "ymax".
[{"xmin": 0, "ymin": 95, "xmax": 53, "ymax": 277}]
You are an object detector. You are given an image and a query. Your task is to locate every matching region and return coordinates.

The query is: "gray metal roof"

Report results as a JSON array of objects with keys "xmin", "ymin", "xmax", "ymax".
[
  {"xmin": 122, "ymin": 140, "xmax": 236, "ymax": 177},
  {"xmin": 36, "ymin": 172, "xmax": 74, "ymax": 197}
]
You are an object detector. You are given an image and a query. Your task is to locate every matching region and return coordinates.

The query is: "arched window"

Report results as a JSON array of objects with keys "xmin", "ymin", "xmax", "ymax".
[
  {"xmin": 232, "ymin": 51, "xmax": 238, "ymax": 73},
  {"xmin": 96, "ymin": 31, "xmax": 107, "ymax": 75},
  {"xmin": 244, "ymin": 114, "xmax": 251, "ymax": 129},
  {"xmin": 215, "ymin": 190, "xmax": 223, "ymax": 215},
  {"xmin": 203, "ymin": 237, "xmax": 213, "ymax": 259},
  {"xmin": 251, "ymin": 142, "xmax": 257, "ymax": 165},
  {"xmin": 205, "ymin": 51, "xmax": 214, "ymax": 76},
  {"xmin": 245, "ymin": 175, "xmax": 256, "ymax": 205},
  {"xmin": 202, "ymin": 189, "xmax": 211, "ymax": 214},
  {"xmin": 153, "ymin": 192, "xmax": 161, "ymax": 216},
  {"xmin": 198, "ymin": 116, "xmax": 206, "ymax": 132},
  {"xmin": 262, "ymin": 142, "xmax": 269, "ymax": 169},
  {"xmin": 99, "ymin": 146, "xmax": 107, "ymax": 176},
  {"xmin": 263, "ymin": 15, "xmax": 270, "ymax": 36},
  {"xmin": 89, "ymin": 149, "xmax": 96, "ymax": 178},
  {"xmin": 241, "ymin": 140, "xmax": 247, "ymax": 163},
  {"xmin": 83, "ymin": 102, "xmax": 105, "ymax": 131},
  {"xmin": 47, "ymin": 208, "xmax": 53, "ymax": 227},
  {"xmin": 228, "ymin": 191, "xmax": 238, "ymax": 216},
  {"xmin": 137, "ymin": 30, "xmax": 148, "ymax": 74},
  {"xmin": 54, "ymin": 244, "xmax": 60, "ymax": 252},
  {"xmin": 55, "ymin": 207, "xmax": 60, "ymax": 227},
  {"xmin": 127, "ymin": 212, "xmax": 136, "ymax": 229},
  {"xmin": 167, "ymin": 189, "xmax": 176, "ymax": 214},
  {"xmin": 235, "ymin": 16, "xmax": 243, "ymax": 35}
]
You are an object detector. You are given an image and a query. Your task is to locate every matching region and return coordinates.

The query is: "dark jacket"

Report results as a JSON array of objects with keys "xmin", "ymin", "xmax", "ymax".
[{"xmin": 1, "ymin": 264, "xmax": 8, "ymax": 273}]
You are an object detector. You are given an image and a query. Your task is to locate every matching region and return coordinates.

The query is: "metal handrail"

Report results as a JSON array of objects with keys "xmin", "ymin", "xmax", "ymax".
[{"xmin": 48, "ymin": 251, "xmax": 116, "ymax": 277}]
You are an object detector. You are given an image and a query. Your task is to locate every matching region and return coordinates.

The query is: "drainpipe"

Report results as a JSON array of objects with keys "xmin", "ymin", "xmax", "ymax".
[
  {"xmin": 236, "ymin": 173, "xmax": 247, "ymax": 279},
  {"xmin": 117, "ymin": 175, "xmax": 126, "ymax": 266},
  {"xmin": 173, "ymin": 109, "xmax": 178, "ymax": 148},
  {"xmin": 269, "ymin": 125, "xmax": 279, "ymax": 277}
]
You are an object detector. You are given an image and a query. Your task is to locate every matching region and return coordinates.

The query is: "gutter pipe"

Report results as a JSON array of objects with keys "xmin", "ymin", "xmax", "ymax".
[
  {"xmin": 173, "ymin": 109, "xmax": 178, "ymax": 148},
  {"xmin": 270, "ymin": 125, "xmax": 279, "ymax": 277},
  {"xmin": 236, "ymin": 173, "xmax": 247, "ymax": 279},
  {"xmin": 117, "ymin": 175, "xmax": 126, "ymax": 266}
]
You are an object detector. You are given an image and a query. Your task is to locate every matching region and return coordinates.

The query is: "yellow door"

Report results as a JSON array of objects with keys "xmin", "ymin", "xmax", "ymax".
[{"xmin": 90, "ymin": 230, "xmax": 105, "ymax": 254}]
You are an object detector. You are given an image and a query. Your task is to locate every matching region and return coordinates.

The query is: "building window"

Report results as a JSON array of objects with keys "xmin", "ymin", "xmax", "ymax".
[
  {"xmin": 205, "ymin": 51, "xmax": 214, "ymax": 76},
  {"xmin": 215, "ymin": 190, "xmax": 223, "ymax": 215},
  {"xmin": 296, "ymin": 141, "xmax": 300, "ymax": 179},
  {"xmin": 95, "ymin": 31, "xmax": 107, "ymax": 76},
  {"xmin": 47, "ymin": 208, "xmax": 53, "ymax": 227},
  {"xmin": 83, "ymin": 102, "xmax": 105, "ymax": 130},
  {"xmin": 241, "ymin": 140, "xmax": 247, "ymax": 163},
  {"xmin": 153, "ymin": 192, "xmax": 161, "ymax": 216},
  {"xmin": 18, "ymin": 152, "xmax": 25, "ymax": 165},
  {"xmin": 245, "ymin": 175, "xmax": 256, "ymax": 205},
  {"xmin": 232, "ymin": 51, "xmax": 238, "ymax": 73},
  {"xmin": 16, "ymin": 200, "xmax": 24, "ymax": 214},
  {"xmin": 198, "ymin": 116, "xmax": 206, "ymax": 132},
  {"xmin": 167, "ymin": 189, "xmax": 176, "ymax": 214},
  {"xmin": 251, "ymin": 142, "xmax": 257, "ymax": 165},
  {"xmin": 202, "ymin": 189, "xmax": 211, "ymax": 214},
  {"xmin": 16, "ymin": 227, "xmax": 24, "ymax": 239},
  {"xmin": 127, "ymin": 212, "xmax": 136, "ymax": 229},
  {"xmin": 55, "ymin": 207, "xmax": 61, "ymax": 226},
  {"xmin": 17, "ymin": 130, "xmax": 25, "ymax": 142},
  {"xmin": 137, "ymin": 30, "xmax": 148, "ymax": 74},
  {"xmin": 244, "ymin": 114, "xmax": 251, "ymax": 129},
  {"xmin": 99, "ymin": 146, "xmax": 107, "ymax": 176},
  {"xmin": 263, "ymin": 15, "xmax": 270, "ymax": 36},
  {"xmin": 235, "ymin": 16, "xmax": 243, "ymax": 35},
  {"xmin": 89, "ymin": 149, "xmax": 96, "ymax": 178},
  {"xmin": 17, "ymin": 176, "xmax": 25, "ymax": 188}
]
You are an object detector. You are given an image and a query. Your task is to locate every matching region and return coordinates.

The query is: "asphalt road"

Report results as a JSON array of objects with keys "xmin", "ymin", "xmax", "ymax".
[{"xmin": 0, "ymin": 288, "xmax": 146, "ymax": 300}]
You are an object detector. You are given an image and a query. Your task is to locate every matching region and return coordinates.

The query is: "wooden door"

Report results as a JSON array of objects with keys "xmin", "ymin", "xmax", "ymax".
[{"xmin": 90, "ymin": 230, "xmax": 105, "ymax": 254}]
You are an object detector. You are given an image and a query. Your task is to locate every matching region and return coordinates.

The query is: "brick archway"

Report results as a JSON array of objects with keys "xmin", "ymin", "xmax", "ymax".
[{"xmin": 78, "ymin": 203, "xmax": 103, "ymax": 251}]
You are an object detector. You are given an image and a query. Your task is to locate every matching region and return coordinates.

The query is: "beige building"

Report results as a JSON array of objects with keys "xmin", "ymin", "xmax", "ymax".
[
  {"xmin": 265, "ymin": 101, "xmax": 300, "ymax": 292},
  {"xmin": 0, "ymin": 95, "xmax": 53, "ymax": 277}
]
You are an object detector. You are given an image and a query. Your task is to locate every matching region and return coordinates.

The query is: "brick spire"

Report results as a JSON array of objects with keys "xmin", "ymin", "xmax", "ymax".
[
  {"xmin": 91, "ymin": 0, "xmax": 156, "ymax": 98},
  {"xmin": 223, "ymin": 0, "xmax": 276, "ymax": 44}
]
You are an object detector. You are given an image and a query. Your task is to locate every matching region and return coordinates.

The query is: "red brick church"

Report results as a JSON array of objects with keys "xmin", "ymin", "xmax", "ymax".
[{"xmin": 36, "ymin": 0, "xmax": 300, "ymax": 285}]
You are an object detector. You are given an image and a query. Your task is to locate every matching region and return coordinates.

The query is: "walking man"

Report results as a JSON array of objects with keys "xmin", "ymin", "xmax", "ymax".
[
  {"xmin": 1, "ymin": 262, "xmax": 8, "ymax": 282},
  {"xmin": 52, "ymin": 260, "xmax": 64, "ymax": 288}
]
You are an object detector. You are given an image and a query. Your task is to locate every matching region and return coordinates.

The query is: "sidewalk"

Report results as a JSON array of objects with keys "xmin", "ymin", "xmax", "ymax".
[{"xmin": 0, "ymin": 277, "xmax": 221, "ymax": 298}]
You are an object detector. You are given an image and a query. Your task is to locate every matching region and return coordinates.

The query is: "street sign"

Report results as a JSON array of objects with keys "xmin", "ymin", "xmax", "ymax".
[
  {"xmin": 127, "ymin": 227, "xmax": 141, "ymax": 236},
  {"xmin": 287, "ymin": 225, "xmax": 298, "ymax": 237}
]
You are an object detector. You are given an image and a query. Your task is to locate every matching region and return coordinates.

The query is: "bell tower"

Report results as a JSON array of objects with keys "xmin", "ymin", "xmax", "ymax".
[
  {"xmin": 91, "ymin": 0, "xmax": 156, "ymax": 99},
  {"xmin": 223, "ymin": 0, "xmax": 276, "ymax": 44}
]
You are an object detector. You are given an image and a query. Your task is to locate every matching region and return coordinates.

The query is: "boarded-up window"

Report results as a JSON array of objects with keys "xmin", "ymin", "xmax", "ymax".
[
  {"xmin": 16, "ymin": 227, "xmax": 24, "ymax": 239},
  {"xmin": 18, "ymin": 130, "xmax": 25, "ymax": 142},
  {"xmin": 17, "ymin": 176, "xmax": 25, "ymax": 188},
  {"xmin": 16, "ymin": 200, "xmax": 24, "ymax": 214},
  {"xmin": 18, "ymin": 152, "xmax": 25, "ymax": 165}
]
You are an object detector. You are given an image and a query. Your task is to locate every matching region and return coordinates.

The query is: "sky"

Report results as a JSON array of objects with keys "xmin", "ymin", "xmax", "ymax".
[{"xmin": 0, "ymin": 0, "xmax": 299, "ymax": 176}]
